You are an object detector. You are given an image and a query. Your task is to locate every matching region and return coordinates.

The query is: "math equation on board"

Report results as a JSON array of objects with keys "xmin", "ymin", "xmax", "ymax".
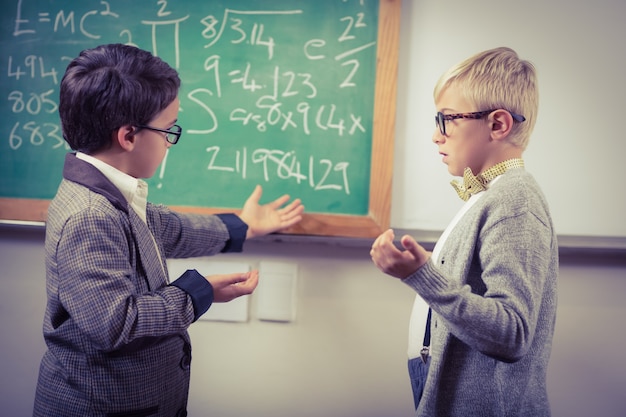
[{"xmin": 0, "ymin": 0, "xmax": 381, "ymax": 214}]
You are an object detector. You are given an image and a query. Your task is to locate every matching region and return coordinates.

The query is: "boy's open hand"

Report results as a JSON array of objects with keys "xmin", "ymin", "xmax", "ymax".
[
  {"xmin": 239, "ymin": 185, "xmax": 304, "ymax": 239},
  {"xmin": 370, "ymin": 229, "xmax": 431, "ymax": 279},
  {"xmin": 206, "ymin": 270, "xmax": 259, "ymax": 303}
]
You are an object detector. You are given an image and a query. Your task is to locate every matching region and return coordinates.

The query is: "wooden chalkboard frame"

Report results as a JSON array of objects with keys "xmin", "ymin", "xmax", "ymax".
[{"xmin": 0, "ymin": 0, "xmax": 400, "ymax": 239}]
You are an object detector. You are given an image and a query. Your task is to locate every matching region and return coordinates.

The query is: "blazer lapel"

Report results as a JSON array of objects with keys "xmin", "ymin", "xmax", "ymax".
[{"xmin": 128, "ymin": 209, "xmax": 167, "ymax": 291}]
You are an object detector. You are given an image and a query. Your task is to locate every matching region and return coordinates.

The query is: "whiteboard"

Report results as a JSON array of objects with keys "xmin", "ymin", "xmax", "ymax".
[{"xmin": 391, "ymin": 0, "xmax": 626, "ymax": 239}]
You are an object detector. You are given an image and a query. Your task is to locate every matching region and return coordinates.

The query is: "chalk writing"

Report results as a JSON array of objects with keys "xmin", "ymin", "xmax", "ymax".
[
  {"xmin": 9, "ymin": 122, "xmax": 66, "ymax": 151},
  {"xmin": 13, "ymin": 0, "xmax": 121, "ymax": 38},
  {"xmin": 1, "ymin": 0, "xmax": 380, "ymax": 214},
  {"xmin": 205, "ymin": 146, "xmax": 351, "ymax": 194}
]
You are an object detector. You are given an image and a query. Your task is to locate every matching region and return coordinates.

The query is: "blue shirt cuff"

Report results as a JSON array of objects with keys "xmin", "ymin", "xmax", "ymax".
[
  {"xmin": 216, "ymin": 213, "xmax": 248, "ymax": 253},
  {"xmin": 170, "ymin": 269, "xmax": 214, "ymax": 321}
]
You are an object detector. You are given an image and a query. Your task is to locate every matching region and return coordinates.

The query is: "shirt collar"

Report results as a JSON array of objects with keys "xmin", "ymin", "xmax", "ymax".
[{"xmin": 75, "ymin": 152, "xmax": 149, "ymax": 222}]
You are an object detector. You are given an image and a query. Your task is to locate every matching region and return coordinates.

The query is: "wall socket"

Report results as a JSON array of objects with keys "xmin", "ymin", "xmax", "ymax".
[{"xmin": 255, "ymin": 261, "xmax": 298, "ymax": 322}]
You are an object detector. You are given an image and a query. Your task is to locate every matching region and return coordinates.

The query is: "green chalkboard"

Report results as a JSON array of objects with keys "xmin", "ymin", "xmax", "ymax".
[{"xmin": 0, "ymin": 0, "xmax": 400, "ymax": 237}]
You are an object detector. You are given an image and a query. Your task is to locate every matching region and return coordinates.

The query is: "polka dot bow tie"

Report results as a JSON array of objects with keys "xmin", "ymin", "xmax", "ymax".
[{"xmin": 451, "ymin": 159, "xmax": 525, "ymax": 201}]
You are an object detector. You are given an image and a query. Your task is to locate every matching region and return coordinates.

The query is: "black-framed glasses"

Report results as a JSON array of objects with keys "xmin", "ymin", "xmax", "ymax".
[
  {"xmin": 435, "ymin": 109, "xmax": 526, "ymax": 136},
  {"xmin": 136, "ymin": 124, "xmax": 182, "ymax": 144}
]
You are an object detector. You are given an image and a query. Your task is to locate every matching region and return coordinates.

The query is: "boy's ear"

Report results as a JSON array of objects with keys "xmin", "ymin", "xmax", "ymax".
[
  {"xmin": 489, "ymin": 109, "xmax": 514, "ymax": 141},
  {"xmin": 115, "ymin": 125, "xmax": 137, "ymax": 151}
]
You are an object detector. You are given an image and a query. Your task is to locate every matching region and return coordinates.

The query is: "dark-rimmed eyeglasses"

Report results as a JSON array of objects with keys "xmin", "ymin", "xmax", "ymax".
[
  {"xmin": 435, "ymin": 110, "xmax": 526, "ymax": 136},
  {"xmin": 136, "ymin": 124, "xmax": 182, "ymax": 144}
]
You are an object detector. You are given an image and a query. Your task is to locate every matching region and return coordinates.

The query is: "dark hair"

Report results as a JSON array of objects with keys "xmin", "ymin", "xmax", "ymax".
[{"xmin": 59, "ymin": 43, "xmax": 181, "ymax": 153}]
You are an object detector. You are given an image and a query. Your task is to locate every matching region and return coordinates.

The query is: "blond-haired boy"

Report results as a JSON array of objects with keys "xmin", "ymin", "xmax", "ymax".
[{"xmin": 371, "ymin": 47, "xmax": 557, "ymax": 416}]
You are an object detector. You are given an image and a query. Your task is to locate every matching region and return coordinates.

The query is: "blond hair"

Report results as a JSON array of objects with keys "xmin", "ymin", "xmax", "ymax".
[{"xmin": 433, "ymin": 47, "xmax": 538, "ymax": 149}]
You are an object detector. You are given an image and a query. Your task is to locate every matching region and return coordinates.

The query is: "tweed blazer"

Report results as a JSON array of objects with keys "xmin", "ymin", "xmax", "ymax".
[
  {"xmin": 404, "ymin": 168, "xmax": 558, "ymax": 417},
  {"xmin": 34, "ymin": 154, "xmax": 247, "ymax": 417}
]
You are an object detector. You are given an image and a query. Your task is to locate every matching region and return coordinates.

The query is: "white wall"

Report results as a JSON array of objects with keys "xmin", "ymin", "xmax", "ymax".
[
  {"xmin": 391, "ymin": 0, "xmax": 626, "ymax": 238},
  {"xmin": 1, "ymin": 228, "xmax": 625, "ymax": 417}
]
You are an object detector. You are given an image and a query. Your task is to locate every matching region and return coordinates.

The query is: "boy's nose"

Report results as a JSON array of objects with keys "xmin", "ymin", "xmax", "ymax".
[{"xmin": 432, "ymin": 129, "xmax": 445, "ymax": 144}]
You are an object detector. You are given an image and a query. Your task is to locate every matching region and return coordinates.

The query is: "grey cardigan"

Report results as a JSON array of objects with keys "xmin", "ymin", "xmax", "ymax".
[{"xmin": 404, "ymin": 168, "xmax": 558, "ymax": 417}]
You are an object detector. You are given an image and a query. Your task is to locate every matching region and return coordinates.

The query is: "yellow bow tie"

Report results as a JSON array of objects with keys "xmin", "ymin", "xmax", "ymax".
[
  {"xmin": 451, "ymin": 159, "xmax": 525, "ymax": 201},
  {"xmin": 451, "ymin": 168, "xmax": 487, "ymax": 201}
]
